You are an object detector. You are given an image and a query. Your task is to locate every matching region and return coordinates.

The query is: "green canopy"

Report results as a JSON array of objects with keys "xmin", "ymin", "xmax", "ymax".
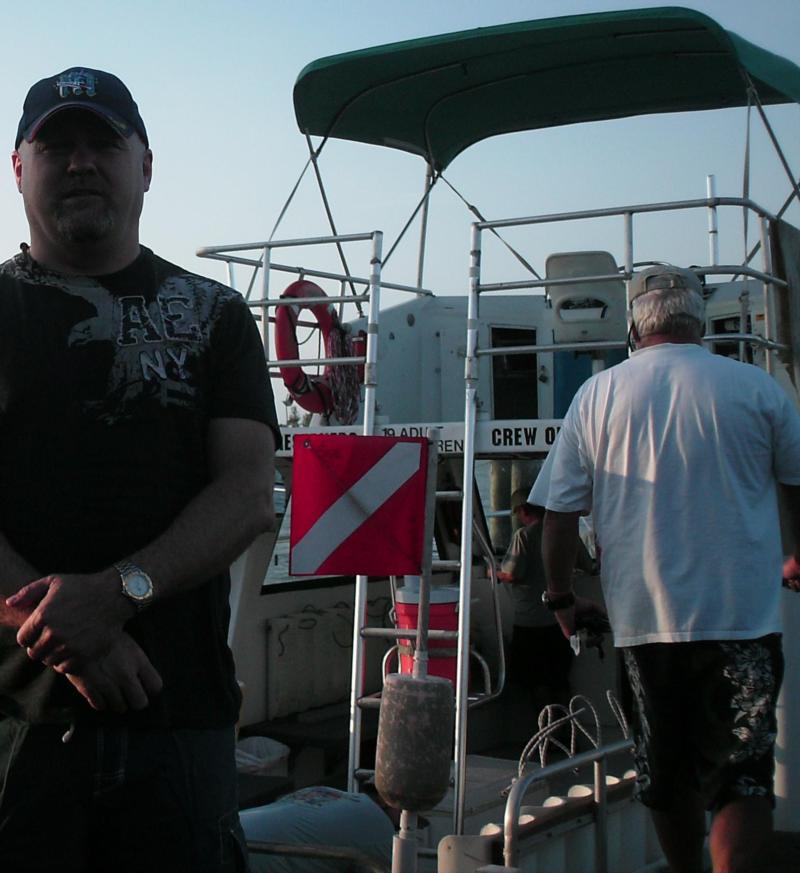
[{"xmin": 293, "ymin": 6, "xmax": 800, "ymax": 171}]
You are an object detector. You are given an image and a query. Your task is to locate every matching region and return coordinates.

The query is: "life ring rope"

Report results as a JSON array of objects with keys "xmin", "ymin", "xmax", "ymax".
[{"xmin": 274, "ymin": 279, "xmax": 360, "ymax": 424}]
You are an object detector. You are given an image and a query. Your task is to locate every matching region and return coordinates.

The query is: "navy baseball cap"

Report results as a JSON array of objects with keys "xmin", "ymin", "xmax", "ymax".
[{"xmin": 16, "ymin": 67, "xmax": 148, "ymax": 148}]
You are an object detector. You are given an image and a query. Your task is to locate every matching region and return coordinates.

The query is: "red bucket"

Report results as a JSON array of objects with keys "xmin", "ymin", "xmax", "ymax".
[{"xmin": 394, "ymin": 586, "xmax": 459, "ymax": 684}]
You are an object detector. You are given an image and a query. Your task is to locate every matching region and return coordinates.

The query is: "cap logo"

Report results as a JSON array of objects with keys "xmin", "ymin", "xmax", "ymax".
[{"xmin": 56, "ymin": 69, "xmax": 97, "ymax": 99}]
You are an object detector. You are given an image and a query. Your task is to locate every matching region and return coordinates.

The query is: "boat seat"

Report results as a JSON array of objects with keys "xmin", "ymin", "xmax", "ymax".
[{"xmin": 546, "ymin": 250, "xmax": 627, "ymax": 343}]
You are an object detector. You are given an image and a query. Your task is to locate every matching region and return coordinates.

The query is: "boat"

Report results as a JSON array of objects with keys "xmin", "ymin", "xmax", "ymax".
[{"xmin": 197, "ymin": 7, "xmax": 800, "ymax": 872}]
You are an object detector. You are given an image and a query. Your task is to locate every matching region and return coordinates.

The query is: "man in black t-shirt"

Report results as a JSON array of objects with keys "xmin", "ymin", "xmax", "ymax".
[{"xmin": 0, "ymin": 67, "xmax": 278, "ymax": 872}]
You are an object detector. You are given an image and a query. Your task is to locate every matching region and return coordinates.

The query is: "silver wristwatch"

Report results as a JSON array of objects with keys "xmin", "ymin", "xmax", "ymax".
[{"xmin": 115, "ymin": 561, "xmax": 154, "ymax": 610}]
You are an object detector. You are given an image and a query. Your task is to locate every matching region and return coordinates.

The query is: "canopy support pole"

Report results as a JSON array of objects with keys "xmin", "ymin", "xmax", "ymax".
[
  {"xmin": 737, "ymin": 79, "xmax": 800, "ymax": 269},
  {"xmin": 304, "ymin": 133, "xmax": 363, "ymax": 315},
  {"xmin": 416, "ymin": 163, "xmax": 434, "ymax": 292},
  {"xmin": 268, "ymin": 157, "xmax": 312, "ymax": 243},
  {"xmin": 752, "ymin": 97, "xmax": 800, "ymax": 211},
  {"xmin": 440, "ymin": 173, "xmax": 542, "ymax": 281},
  {"xmin": 381, "ymin": 173, "xmax": 439, "ymax": 275}
]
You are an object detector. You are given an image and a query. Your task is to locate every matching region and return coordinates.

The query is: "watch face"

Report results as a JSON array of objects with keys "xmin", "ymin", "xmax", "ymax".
[{"xmin": 126, "ymin": 573, "xmax": 152, "ymax": 600}]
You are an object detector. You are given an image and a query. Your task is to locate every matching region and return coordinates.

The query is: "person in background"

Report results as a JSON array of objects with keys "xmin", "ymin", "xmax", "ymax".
[
  {"xmin": 497, "ymin": 489, "xmax": 575, "ymax": 715},
  {"xmin": 0, "ymin": 67, "xmax": 278, "ymax": 872},
  {"xmin": 541, "ymin": 264, "xmax": 800, "ymax": 873}
]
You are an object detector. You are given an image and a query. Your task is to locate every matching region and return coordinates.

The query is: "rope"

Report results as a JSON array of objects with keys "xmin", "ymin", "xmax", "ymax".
[
  {"xmin": 326, "ymin": 321, "xmax": 360, "ymax": 425},
  {"xmin": 606, "ymin": 690, "xmax": 630, "ymax": 740},
  {"xmin": 515, "ymin": 693, "xmax": 603, "ymax": 776},
  {"xmin": 439, "ymin": 174, "xmax": 542, "ymax": 280},
  {"xmin": 382, "ymin": 172, "xmax": 440, "ymax": 270},
  {"xmin": 501, "ymin": 691, "xmax": 635, "ymax": 809}
]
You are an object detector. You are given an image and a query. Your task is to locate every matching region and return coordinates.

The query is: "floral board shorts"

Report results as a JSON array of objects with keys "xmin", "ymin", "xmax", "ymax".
[{"xmin": 622, "ymin": 634, "xmax": 783, "ymax": 812}]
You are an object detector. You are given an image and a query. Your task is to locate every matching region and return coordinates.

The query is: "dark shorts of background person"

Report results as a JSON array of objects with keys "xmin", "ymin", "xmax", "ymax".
[
  {"xmin": 0, "ymin": 718, "xmax": 249, "ymax": 873},
  {"xmin": 622, "ymin": 634, "xmax": 784, "ymax": 813},
  {"xmin": 510, "ymin": 623, "xmax": 573, "ymax": 697}
]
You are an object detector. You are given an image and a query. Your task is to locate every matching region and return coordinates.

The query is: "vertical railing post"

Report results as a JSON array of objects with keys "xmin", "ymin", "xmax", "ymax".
[
  {"xmin": 347, "ymin": 230, "xmax": 383, "ymax": 791},
  {"xmin": 739, "ymin": 289, "xmax": 750, "ymax": 362},
  {"xmin": 623, "ymin": 211, "xmax": 634, "ymax": 355},
  {"xmin": 594, "ymin": 756, "xmax": 609, "ymax": 873},
  {"xmin": 707, "ymin": 175, "xmax": 720, "ymax": 266},
  {"xmin": 759, "ymin": 216, "xmax": 775, "ymax": 375},
  {"xmin": 413, "ymin": 429, "xmax": 440, "ymax": 679},
  {"xmin": 453, "ymin": 222, "xmax": 482, "ymax": 834},
  {"xmin": 363, "ymin": 231, "xmax": 383, "ymax": 434},
  {"xmin": 259, "ymin": 244, "xmax": 272, "ymax": 354},
  {"xmin": 416, "ymin": 163, "xmax": 434, "ymax": 292}
]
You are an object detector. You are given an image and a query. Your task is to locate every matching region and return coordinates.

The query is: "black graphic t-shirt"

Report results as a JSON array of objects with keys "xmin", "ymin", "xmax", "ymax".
[{"xmin": 0, "ymin": 247, "xmax": 278, "ymax": 726}]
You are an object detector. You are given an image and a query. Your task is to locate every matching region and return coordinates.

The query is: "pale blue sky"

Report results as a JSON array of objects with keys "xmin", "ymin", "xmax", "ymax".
[{"xmin": 1, "ymin": 0, "xmax": 798, "ymax": 297}]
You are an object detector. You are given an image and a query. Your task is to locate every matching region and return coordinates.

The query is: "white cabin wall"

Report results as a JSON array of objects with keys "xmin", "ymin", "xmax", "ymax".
[
  {"xmin": 229, "ymin": 535, "xmax": 393, "ymax": 727},
  {"xmin": 374, "ymin": 316, "xmax": 423, "ymax": 423},
  {"xmin": 354, "ymin": 295, "xmax": 554, "ymax": 423},
  {"xmin": 537, "ymin": 351, "xmax": 555, "ymax": 418},
  {"xmin": 420, "ymin": 323, "xmax": 443, "ymax": 420},
  {"xmin": 439, "ymin": 323, "xmax": 470, "ymax": 420}
]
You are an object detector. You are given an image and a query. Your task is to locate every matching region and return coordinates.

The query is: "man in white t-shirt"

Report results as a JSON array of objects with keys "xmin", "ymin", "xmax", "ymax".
[{"xmin": 541, "ymin": 264, "xmax": 800, "ymax": 873}]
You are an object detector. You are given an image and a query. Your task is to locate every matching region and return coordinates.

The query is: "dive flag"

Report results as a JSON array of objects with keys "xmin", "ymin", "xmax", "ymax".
[{"xmin": 290, "ymin": 434, "xmax": 428, "ymax": 576}]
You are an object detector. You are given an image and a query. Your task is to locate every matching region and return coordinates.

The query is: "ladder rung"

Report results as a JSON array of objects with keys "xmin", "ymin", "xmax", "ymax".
[
  {"xmin": 360, "ymin": 626, "xmax": 459, "ymax": 641},
  {"xmin": 426, "ymin": 629, "xmax": 459, "ymax": 640},
  {"xmin": 361, "ymin": 627, "xmax": 410, "ymax": 640},
  {"xmin": 432, "ymin": 559, "xmax": 461, "ymax": 572},
  {"xmin": 400, "ymin": 629, "xmax": 459, "ymax": 641},
  {"xmin": 357, "ymin": 695, "xmax": 382, "ymax": 710},
  {"xmin": 436, "ymin": 490, "xmax": 463, "ymax": 502}
]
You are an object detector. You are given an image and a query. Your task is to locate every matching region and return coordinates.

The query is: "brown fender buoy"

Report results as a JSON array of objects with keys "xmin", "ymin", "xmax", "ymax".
[{"xmin": 374, "ymin": 672, "xmax": 454, "ymax": 811}]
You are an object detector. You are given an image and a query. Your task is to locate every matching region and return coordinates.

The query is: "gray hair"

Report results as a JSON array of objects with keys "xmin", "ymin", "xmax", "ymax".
[{"xmin": 631, "ymin": 286, "xmax": 706, "ymax": 340}]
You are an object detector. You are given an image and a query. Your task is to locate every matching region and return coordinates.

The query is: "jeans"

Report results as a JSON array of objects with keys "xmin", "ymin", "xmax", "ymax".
[{"xmin": 0, "ymin": 718, "xmax": 250, "ymax": 873}]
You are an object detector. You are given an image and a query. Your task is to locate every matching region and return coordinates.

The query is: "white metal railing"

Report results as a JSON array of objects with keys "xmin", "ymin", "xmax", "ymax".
[
  {"xmin": 199, "ymin": 232, "xmax": 387, "ymax": 430},
  {"xmin": 500, "ymin": 737, "xmax": 635, "ymax": 873}
]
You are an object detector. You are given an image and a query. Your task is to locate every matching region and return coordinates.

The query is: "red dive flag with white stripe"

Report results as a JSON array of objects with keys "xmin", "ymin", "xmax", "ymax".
[{"xmin": 290, "ymin": 434, "xmax": 428, "ymax": 576}]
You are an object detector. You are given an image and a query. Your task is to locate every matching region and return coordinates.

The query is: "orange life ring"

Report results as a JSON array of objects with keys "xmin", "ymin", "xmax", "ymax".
[{"xmin": 275, "ymin": 280, "xmax": 337, "ymax": 415}]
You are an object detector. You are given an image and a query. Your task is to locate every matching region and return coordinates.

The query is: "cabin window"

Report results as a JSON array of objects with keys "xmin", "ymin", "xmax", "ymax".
[
  {"xmin": 710, "ymin": 314, "xmax": 753, "ymax": 363},
  {"xmin": 490, "ymin": 327, "xmax": 538, "ymax": 419}
]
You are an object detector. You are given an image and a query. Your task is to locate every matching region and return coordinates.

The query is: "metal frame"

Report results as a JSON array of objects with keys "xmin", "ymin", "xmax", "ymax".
[{"xmin": 199, "ymin": 191, "xmax": 792, "ymax": 851}]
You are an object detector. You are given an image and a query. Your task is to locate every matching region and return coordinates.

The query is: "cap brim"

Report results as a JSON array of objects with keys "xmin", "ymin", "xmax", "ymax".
[
  {"xmin": 22, "ymin": 102, "xmax": 134, "ymax": 144},
  {"xmin": 630, "ymin": 267, "xmax": 703, "ymax": 303}
]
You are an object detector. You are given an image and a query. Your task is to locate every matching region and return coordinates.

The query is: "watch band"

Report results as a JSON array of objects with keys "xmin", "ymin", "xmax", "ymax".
[{"xmin": 542, "ymin": 589, "xmax": 576, "ymax": 611}]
